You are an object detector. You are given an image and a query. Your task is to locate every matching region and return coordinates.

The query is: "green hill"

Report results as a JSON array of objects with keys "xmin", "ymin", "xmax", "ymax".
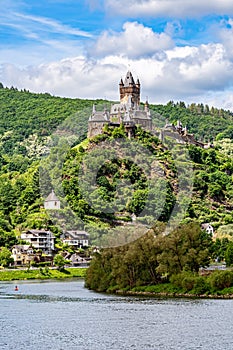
[{"xmin": 0, "ymin": 86, "xmax": 232, "ymax": 254}]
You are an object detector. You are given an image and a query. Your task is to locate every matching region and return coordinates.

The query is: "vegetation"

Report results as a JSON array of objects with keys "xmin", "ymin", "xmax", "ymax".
[
  {"xmin": 85, "ymin": 222, "xmax": 233, "ymax": 297},
  {"xmin": 0, "ymin": 267, "xmax": 86, "ymax": 281},
  {"xmin": 0, "ymin": 86, "xmax": 232, "ymax": 295},
  {"xmin": 0, "ymin": 247, "xmax": 14, "ymax": 267},
  {"xmin": 62, "ymin": 124, "xmax": 233, "ymax": 245},
  {"xmin": 85, "ymin": 222, "xmax": 212, "ymax": 292},
  {"xmin": 128, "ymin": 270, "xmax": 233, "ymax": 297},
  {"xmin": 62, "ymin": 125, "xmax": 176, "ymax": 240},
  {"xmin": 53, "ymin": 254, "xmax": 70, "ymax": 271}
]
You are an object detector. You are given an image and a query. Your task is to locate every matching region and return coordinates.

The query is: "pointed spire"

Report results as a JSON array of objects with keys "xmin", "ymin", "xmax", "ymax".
[
  {"xmin": 144, "ymin": 100, "xmax": 149, "ymax": 111},
  {"xmin": 92, "ymin": 104, "xmax": 96, "ymax": 115},
  {"xmin": 124, "ymin": 71, "xmax": 135, "ymax": 86}
]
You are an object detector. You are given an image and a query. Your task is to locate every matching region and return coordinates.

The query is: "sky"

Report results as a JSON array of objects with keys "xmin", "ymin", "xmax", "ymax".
[{"xmin": 1, "ymin": 0, "xmax": 233, "ymax": 109}]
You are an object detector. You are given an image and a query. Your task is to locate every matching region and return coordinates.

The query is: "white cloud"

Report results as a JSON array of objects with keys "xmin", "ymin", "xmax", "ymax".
[
  {"xmin": 90, "ymin": 22, "xmax": 174, "ymax": 58},
  {"xmin": 0, "ymin": 9, "xmax": 92, "ymax": 54},
  {"xmin": 1, "ymin": 41, "xmax": 233, "ymax": 111},
  {"xmin": 105, "ymin": 0, "xmax": 233, "ymax": 17},
  {"xmin": 13, "ymin": 13, "xmax": 92, "ymax": 38},
  {"xmin": 218, "ymin": 18, "xmax": 233, "ymax": 60},
  {"xmin": 0, "ymin": 57, "xmax": 123, "ymax": 99}
]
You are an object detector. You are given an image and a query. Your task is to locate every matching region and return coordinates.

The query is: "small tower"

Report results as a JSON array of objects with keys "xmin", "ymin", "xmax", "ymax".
[
  {"xmin": 119, "ymin": 71, "xmax": 140, "ymax": 108},
  {"xmin": 144, "ymin": 99, "xmax": 149, "ymax": 112},
  {"xmin": 44, "ymin": 190, "xmax": 60, "ymax": 210}
]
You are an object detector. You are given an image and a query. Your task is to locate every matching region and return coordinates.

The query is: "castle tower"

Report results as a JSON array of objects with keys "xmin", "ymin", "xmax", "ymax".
[{"xmin": 119, "ymin": 71, "xmax": 140, "ymax": 108}]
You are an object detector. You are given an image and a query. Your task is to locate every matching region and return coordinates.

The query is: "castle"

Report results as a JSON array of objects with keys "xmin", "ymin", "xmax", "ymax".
[
  {"xmin": 88, "ymin": 70, "xmax": 210, "ymax": 148},
  {"xmin": 88, "ymin": 71, "xmax": 152, "ymax": 138}
]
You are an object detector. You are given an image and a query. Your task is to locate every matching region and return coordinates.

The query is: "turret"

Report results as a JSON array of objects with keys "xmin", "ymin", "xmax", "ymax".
[
  {"xmin": 144, "ymin": 99, "xmax": 149, "ymax": 112},
  {"xmin": 119, "ymin": 71, "xmax": 140, "ymax": 107}
]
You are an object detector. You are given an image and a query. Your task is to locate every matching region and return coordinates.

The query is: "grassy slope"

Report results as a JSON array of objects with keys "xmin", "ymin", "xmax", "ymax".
[{"xmin": 0, "ymin": 267, "xmax": 86, "ymax": 281}]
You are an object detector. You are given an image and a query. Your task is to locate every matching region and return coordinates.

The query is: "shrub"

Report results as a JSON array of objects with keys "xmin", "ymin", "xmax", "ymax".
[
  {"xmin": 208, "ymin": 270, "xmax": 233, "ymax": 290},
  {"xmin": 170, "ymin": 272, "xmax": 210, "ymax": 294}
]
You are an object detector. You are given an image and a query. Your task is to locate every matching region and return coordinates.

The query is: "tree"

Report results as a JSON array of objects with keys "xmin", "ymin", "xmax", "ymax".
[
  {"xmin": 53, "ymin": 254, "xmax": 69, "ymax": 271},
  {"xmin": 157, "ymin": 222, "xmax": 211, "ymax": 276},
  {"xmin": 225, "ymin": 242, "xmax": 233, "ymax": 267},
  {"xmin": 0, "ymin": 247, "xmax": 14, "ymax": 267}
]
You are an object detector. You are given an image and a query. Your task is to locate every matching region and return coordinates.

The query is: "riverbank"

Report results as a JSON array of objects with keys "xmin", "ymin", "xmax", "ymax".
[
  {"xmin": 115, "ymin": 289, "xmax": 233, "ymax": 299},
  {"xmin": 111, "ymin": 281, "xmax": 233, "ymax": 299},
  {"xmin": 0, "ymin": 267, "xmax": 87, "ymax": 281},
  {"xmin": 86, "ymin": 269, "xmax": 233, "ymax": 299}
]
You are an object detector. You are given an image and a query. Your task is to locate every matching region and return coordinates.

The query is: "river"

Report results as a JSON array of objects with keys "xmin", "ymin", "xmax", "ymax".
[{"xmin": 0, "ymin": 279, "xmax": 233, "ymax": 350}]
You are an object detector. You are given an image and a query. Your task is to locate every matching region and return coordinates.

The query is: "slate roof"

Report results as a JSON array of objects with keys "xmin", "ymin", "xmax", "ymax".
[
  {"xmin": 124, "ymin": 71, "xmax": 135, "ymax": 86},
  {"xmin": 24, "ymin": 229, "xmax": 55, "ymax": 237},
  {"xmin": 89, "ymin": 111, "xmax": 109, "ymax": 122},
  {"xmin": 64, "ymin": 230, "xmax": 89, "ymax": 239},
  {"xmin": 44, "ymin": 190, "xmax": 59, "ymax": 202},
  {"xmin": 110, "ymin": 104, "xmax": 126, "ymax": 114},
  {"xmin": 133, "ymin": 110, "xmax": 151, "ymax": 119}
]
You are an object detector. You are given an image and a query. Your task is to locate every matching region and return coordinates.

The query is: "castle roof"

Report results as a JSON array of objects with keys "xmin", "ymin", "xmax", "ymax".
[
  {"xmin": 133, "ymin": 110, "xmax": 151, "ymax": 119},
  {"xmin": 110, "ymin": 103, "xmax": 126, "ymax": 114},
  {"xmin": 89, "ymin": 111, "xmax": 109, "ymax": 122},
  {"xmin": 124, "ymin": 71, "xmax": 135, "ymax": 87}
]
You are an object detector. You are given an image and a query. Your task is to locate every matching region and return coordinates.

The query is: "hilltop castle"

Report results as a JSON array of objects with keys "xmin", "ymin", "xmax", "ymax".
[
  {"xmin": 88, "ymin": 71, "xmax": 210, "ymax": 148},
  {"xmin": 88, "ymin": 71, "xmax": 152, "ymax": 138}
]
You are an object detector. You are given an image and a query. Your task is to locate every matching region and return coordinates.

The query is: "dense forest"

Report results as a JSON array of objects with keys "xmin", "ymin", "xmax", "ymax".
[{"xmin": 0, "ymin": 84, "xmax": 233, "ymax": 277}]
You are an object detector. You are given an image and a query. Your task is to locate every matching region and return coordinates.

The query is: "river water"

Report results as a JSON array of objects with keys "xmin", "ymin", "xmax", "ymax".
[{"xmin": 0, "ymin": 279, "xmax": 233, "ymax": 350}]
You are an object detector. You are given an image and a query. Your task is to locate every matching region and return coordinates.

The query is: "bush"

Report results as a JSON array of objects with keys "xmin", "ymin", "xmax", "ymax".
[
  {"xmin": 191, "ymin": 277, "xmax": 210, "ymax": 294},
  {"xmin": 208, "ymin": 270, "xmax": 233, "ymax": 290},
  {"xmin": 170, "ymin": 272, "xmax": 210, "ymax": 294},
  {"xmin": 31, "ymin": 261, "xmax": 51, "ymax": 267}
]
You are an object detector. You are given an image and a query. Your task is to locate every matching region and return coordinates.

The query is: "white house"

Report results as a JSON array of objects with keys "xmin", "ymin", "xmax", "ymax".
[
  {"xmin": 44, "ymin": 190, "xmax": 60, "ymax": 210},
  {"xmin": 61, "ymin": 230, "xmax": 89, "ymax": 248},
  {"xmin": 201, "ymin": 223, "xmax": 214, "ymax": 236},
  {"xmin": 21, "ymin": 229, "xmax": 55, "ymax": 255}
]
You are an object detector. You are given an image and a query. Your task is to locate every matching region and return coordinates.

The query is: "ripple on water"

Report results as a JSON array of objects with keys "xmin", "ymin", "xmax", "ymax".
[{"xmin": 1, "ymin": 280, "xmax": 233, "ymax": 350}]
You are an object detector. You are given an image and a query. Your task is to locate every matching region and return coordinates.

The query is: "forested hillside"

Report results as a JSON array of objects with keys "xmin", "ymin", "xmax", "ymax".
[{"xmin": 0, "ymin": 85, "xmax": 232, "ymax": 262}]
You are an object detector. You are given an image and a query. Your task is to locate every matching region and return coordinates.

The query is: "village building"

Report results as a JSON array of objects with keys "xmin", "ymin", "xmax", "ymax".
[
  {"xmin": 88, "ymin": 71, "xmax": 152, "ymax": 138},
  {"xmin": 11, "ymin": 245, "xmax": 36, "ymax": 266},
  {"xmin": 11, "ymin": 244, "xmax": 53, "ymax": 266},
  {"xmin": 44, "ymin": 189, "xmax": 60, "ymax": 210},
  {"xmin": 201, "ymin": 223, "xmax": 214, "ymax": 236},
  {"xmin": 61, "ymin": 230, "xmax": 89, "ymax": 248},
  {"xmin": 21, "ymin": 229, "xmax": 55, "ymax": 255}
]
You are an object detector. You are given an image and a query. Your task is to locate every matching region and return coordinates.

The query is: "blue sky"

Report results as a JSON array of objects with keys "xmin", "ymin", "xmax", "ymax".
[{"xmin": 1, "ymin": 0, "xmax": 233, "ymax": 109}]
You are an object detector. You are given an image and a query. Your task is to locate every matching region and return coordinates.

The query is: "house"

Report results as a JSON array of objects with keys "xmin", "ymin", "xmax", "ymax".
[
  {"xmin": 201, "ymin": 223, "xmax": 214, "ymax": 236},
  {"xmin": 11, "ymin": 245, "xmax": 36, "ymax": 266},
  {"xmin": 61, "ymin": 230, "xmax": 89, "ymax": 248},
  {"xmin": 21, "ymin": 229, "xmax": 55, "ymax": 255},
  {"xmin": 69, "ymin": 253, "xmax": 90, "ymax": 267},
  {"xmin": 88, "ymin": 71, "xmax": 152, "ymax": 138},
  {"xmin": 44, "ymin": 189, "xmax": 60, "ymax": 210}
]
